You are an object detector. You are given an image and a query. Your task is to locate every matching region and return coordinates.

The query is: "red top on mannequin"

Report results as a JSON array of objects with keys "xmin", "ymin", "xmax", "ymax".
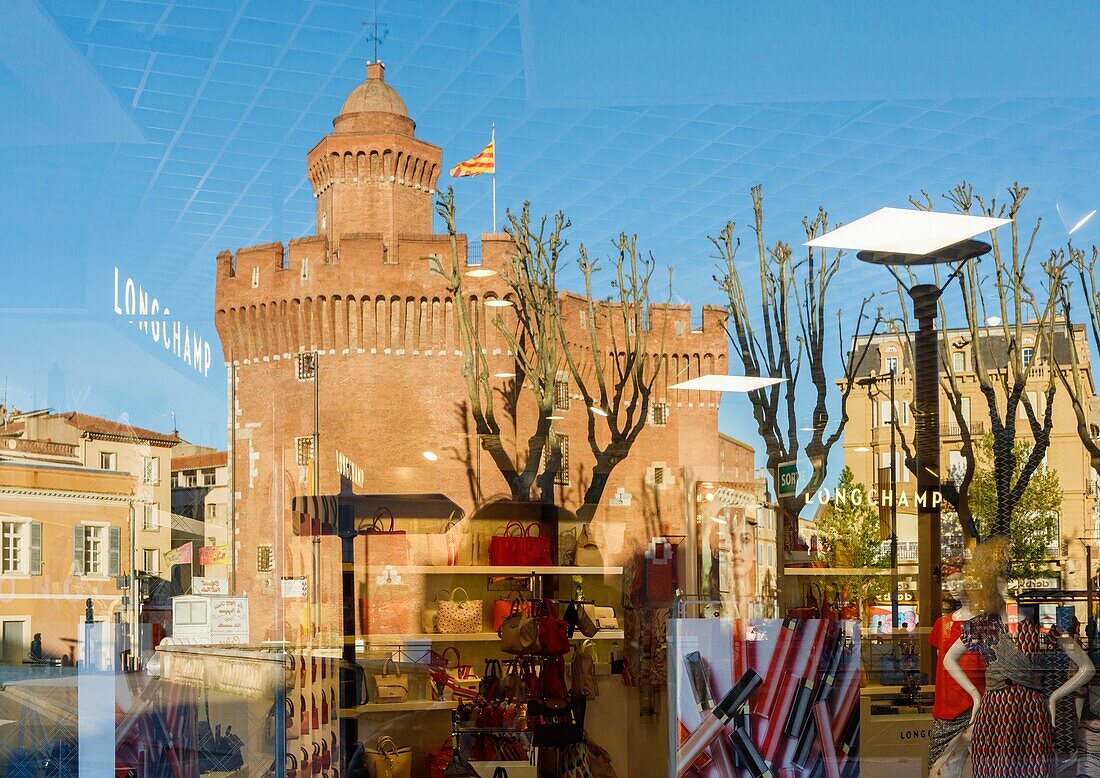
[{"xmin": 930, "ymin": 615, "xmax": 986, "ymax": 719}]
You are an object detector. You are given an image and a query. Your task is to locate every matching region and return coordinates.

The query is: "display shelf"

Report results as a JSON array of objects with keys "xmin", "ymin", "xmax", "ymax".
[
  {"xmin": 340, "ymin": 700, "xmax": 458, "ymax": 715},
  {"xmin": 354, "ymin": 630, "xmax": 625, "ymax": 646},
  {"xmin": 365, "ymin": 565, "xmax": 622, "ymax": 576}
]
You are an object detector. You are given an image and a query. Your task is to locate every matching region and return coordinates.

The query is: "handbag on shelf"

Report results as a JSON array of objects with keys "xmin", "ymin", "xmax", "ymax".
[
  {"xmin": 493, "ymin": 595, "xmax": 533, "ymax": 632},
  {"xmin": 488, "ymin": 521, "xmax": 554, "ymax": 567},
  {"xmin": 571, "ymin": 639, "xmax": 599, "ymax": 699},
  {"xmin": 407, "ymin": 511, "xmax": 466, "ymax": 566},
  {"xmin": 559, "ymin": 527, "xmax": 578, "ymax": 565},
  {"xmin": 442, "ymin": 750, "xmax": 481, "ymax": 778},
  {"xmin": 437, "ymin": 587, "xmax": 483, "ymax": 634},
  {"xmin": 575, "ymin": 604, "xmax": 598, "ymax": 638},
  {"xmin": 499, "ymin": 601, "xmax": 541, "ymax": 655},
  {"xmin": 537, "ymin": 598, "xmax": 571, "ymax": 656},
  {"xmin": 431, "ymin": 647, "xmax": 479, "ymax": 701},
  {"xmin": 359, "ymin": 578, "xmax": 422, "ymax": 635},
  {"xmin": 364, "ymin": 736, "xmax": 412, "ymax": 778},
  {"xmin": 496, "ymin": 659, "xmax": 524, "ymax": 701},
  {"xmin": 373, "ymin": 658, "xmax": 409, "ymax": 704},
  {"xmin": 480, "ymin": 658, "xmax": 503, "ymax": 700},
  {"xmin": 286, "ymin": 696, "xmax": 301, "ymax": 740},
  {"xmin": 361, "ymin": 508, "xmax": 410, "ymax": 566},
  {"xmin": 585, "ymin": 605, "xmax": 618, "ymax": 631},
  {"xmin": 573, "ymin": 524, "xmax": 603, "ymax": 568}
]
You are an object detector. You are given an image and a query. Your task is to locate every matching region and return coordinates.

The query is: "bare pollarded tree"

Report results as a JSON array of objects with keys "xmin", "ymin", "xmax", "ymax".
[
  {"xmin": 711, "ymin": 185, "xmax": 881, "ymax": 554},
  {"xmin": 429, "ymin": 188, "xmax": 563, "ymax": 502},
  {"xmin": 1053, "ymin": 243, "xmax": 1100, "ymax": 481},
  {"xmin": 555, "ymin": 234, "xmax": 670, "ymax": 521},
  {"xmin": 431, "ymin": 189, "xmax": 668, "ymax": 514},
  {"xmin": 881, "ymin": 183, "xmax": 1062, "ymax": 546}
]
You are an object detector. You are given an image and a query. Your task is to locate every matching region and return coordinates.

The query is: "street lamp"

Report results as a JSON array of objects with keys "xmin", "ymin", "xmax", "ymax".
[
  {"xmin": 858, "ymin": 371, "xmax": 899, "ymax": 632},
  {"xmin": 1080, "ymin": 534, "xmax": 1100, "ymax": 654},
  {"xmin": 807, "ymin": 207, "xmax": 1009, "ymax": 679}
]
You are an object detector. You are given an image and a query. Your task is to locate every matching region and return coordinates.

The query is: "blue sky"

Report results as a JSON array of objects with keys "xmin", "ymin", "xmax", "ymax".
[{"xmin": 2, "ymin": 1, "xmax": 1100, "ymax": 477}]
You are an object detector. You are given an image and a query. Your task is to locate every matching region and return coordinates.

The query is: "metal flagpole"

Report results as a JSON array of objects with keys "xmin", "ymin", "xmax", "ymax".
[{"xmin": 495, "ymin": 124, "xmax": 499, "ymax": 233}]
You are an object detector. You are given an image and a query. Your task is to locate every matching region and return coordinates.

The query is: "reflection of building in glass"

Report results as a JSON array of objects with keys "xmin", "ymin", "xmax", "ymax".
[
  {"xmin": 171, "ymin": 446, "xmax": 230, "ymax": 589},
  {"xmin": 754, "ymin": 469, "xmax": 778, "ymax": 618},
  {"xmin": 212, "ymin": 61, "xmax": 735, "ymax": 641},
  {"xmin": 0, "ymin": 410, "xmax": 180, "ymax": 661},
  {"xmin": 843, "ymin": 325, "xmax": 1100, "ymax": 592},
  {"xmin": 0, "ymin": 427, "xmax": 137, "ymax": 664}
]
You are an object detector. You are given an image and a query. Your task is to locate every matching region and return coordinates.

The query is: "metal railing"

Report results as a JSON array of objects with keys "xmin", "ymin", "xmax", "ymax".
[
  {"xmin": 941, "ymin": 420, "xmax": 984, "ymax": 437},
  {"xmin": 880, "ymin": 540, "xmax": 919, "ymax": 562}
]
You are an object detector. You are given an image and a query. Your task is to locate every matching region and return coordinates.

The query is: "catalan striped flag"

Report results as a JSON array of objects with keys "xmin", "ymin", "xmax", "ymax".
[{"xmin": 450, "ymin": 129, "xmax": 495, "ymax": 177}]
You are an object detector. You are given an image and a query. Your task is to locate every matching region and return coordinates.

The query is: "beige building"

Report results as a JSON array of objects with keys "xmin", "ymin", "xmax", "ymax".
[
  {"xmin": 842, "ymin": 324, "xmax": 1100, "ymax": 594},
  {"xmin": 171, "ymin": 446, "xmax": 231, "ymax": 585},
  {"xmin": 0, "ymin": 451, "xmax": 134, "ymax": 664},
  {"xmin": 1, "ymin": 411, "xmax": 179, "ymax": 585}
]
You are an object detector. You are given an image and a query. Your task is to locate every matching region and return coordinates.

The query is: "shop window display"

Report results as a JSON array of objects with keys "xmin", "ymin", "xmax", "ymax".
[{"xmin": 6, "ymin": 5, "xmax": 1100, "ymax": 778}]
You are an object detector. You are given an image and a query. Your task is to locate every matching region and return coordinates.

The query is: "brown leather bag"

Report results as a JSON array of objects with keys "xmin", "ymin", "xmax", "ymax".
[{"xmin": 499, "ymin": 601, "xmax": 540, "ymax": 655}]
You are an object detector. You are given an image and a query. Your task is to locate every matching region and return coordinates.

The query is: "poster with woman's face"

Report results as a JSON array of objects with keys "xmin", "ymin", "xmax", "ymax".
[{"xmin": 696, "ymin": 482, "xmax": 757, "ymax": 620}]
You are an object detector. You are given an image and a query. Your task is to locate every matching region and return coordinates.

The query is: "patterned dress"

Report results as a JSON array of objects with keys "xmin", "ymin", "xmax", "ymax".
[{"xmin": 962, "ymin": 615, "xmax": 1055, "ymax": 778}]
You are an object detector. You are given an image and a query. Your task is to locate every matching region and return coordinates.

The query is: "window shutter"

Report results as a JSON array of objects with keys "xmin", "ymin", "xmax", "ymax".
[
  {"xmin": 29, "ymin": 522, "xmax": 42, "ymax": 575},
  {"xmin": 108, "ymin": 527, "xmax": 121, "ymax": 578},
  {"xmin": 72, "ymin": 526, "xmax": 85, "ymax": 576}
]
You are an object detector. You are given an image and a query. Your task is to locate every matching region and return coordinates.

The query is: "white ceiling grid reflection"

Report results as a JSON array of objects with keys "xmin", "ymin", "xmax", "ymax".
[{"xmin": 1, "ymin": 0, "xmax": 1099, "ymax": 447}]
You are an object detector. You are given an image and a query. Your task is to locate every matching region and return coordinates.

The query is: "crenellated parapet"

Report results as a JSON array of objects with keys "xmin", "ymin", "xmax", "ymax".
[
  {"xmin": 306, "ymin": 136, "xmax": 440, "ymax": 198},
  {"xmin": 556, "ymin": 292, "xmax": 729, "ymax": 406}
]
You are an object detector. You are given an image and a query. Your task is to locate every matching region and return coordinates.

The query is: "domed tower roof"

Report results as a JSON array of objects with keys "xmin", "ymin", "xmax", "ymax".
[{"xmin": 334, "ymin": 62, "xmax": 415, "ymax": 135}]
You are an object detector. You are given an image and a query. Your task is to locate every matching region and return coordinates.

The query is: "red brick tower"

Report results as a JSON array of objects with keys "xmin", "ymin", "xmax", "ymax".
[
  {"xmin": 309, "ymin": 62, "xmax": 439, "ymax": 250},
  {"xmin": 214, "ymin": 62, "xmax": 731, "ymax": 642}
]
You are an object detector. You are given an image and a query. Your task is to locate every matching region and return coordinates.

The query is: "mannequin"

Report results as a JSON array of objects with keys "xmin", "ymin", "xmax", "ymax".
[
  {"xmin": 942, "ymin": 539, "xmax": 1095, "ymax": 778},
  {"xmin": 928, "ymin": 574, "xmax": 985, "ymax": 767}
]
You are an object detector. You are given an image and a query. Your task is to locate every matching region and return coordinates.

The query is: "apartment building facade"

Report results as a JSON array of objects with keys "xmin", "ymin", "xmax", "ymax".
[{"xmin": 842, "ymin": 324, "xmax": 1100, "ymax": 596}]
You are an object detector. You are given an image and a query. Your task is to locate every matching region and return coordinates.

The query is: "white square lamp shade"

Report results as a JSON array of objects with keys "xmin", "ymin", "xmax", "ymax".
[
  {"xmin": 804, "ymin": 207, "xmax": 1010, "ymax": 257},
  {"xmin": 668, "ymin": 375, "xmax": 786, "ymax": 392}
]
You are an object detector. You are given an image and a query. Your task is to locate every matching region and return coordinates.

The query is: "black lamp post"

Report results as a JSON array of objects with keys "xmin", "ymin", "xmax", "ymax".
[
  {"xmin": 855, "ymin": 239, "xmax": 991, "ymax": 680},
  {"xmin": 807, "ymin": 208, "xmax": 1010, "ymax": 680}
]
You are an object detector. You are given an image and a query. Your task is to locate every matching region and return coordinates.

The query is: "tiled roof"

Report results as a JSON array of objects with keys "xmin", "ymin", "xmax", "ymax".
[
  {"xmin": 51, "ymin": 412, "xmax": 181, "ymax": 447},
  {"xmin": 172, "ymin": 451, "xmax": 228, "ymax": 471}
]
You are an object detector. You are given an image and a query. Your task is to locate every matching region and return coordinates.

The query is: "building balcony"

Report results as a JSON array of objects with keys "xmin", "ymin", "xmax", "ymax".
[
  {"xmin": 941, "ymin": 420, "xmax": 984, "ymax": 438},
  {"xmin": 879, "ymin": 540, "xmax": 919, "ymax": 562}
]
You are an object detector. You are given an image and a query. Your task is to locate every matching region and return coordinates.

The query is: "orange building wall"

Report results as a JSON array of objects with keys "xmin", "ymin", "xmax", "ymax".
[{"xmin": 213, "ymin": 65, "xmax": 731, "ymax": 641}]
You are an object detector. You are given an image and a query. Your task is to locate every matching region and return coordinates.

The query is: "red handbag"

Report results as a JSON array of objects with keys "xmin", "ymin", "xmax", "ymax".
[
  {"xmin": 426, "ymin": 742, "xmax": 453, "ymax": 778},
  {"xmin": 493, "ymin": 596, "xmax": 534, "ymax": 631},
  {"xmin": 537, "ymin": 598, "xmax": 570, "ymax": 656},
  {"xmin": 539, "ymin": 655, "xmax": 568, "ymax": 699},
  {"xmin": 359, "ymin": 589, "xmax": 419, "ymax": 634},
  {"xmin": 489, "ymin": 522, "xmax": 553, "ymax": 566},
  {"xmin": 361, "ymin": 507, "xmax": 409, "ymax": 565}
]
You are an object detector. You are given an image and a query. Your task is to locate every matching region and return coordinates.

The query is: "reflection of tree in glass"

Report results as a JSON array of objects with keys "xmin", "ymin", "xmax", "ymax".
[
  {"xmin": 1053, "ymin": 243, "xmax": 1100, "ymax": 483},
  {"xmin": 813, "ymin": 466, "xmax": 889, "ymax": 621},
  {"xmin": 711, "ymin": 186, "xmax": 881, "ymax": 559},
  {"xmin": 431, "ymin": 188, "xmax": 668, "ymax": 519},
  {"xmin": 887, "ymin": 183, "xmax": 1062, "ymax": 549},
  {"xmin": 967, "ymin": 434, "xmax": 1061, "ymax": 579}
]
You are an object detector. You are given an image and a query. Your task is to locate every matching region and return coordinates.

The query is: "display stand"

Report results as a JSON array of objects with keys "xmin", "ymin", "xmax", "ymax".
[{"xmin": 297, "ymin": 493, "xmax": 623, "ymax": 777}]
